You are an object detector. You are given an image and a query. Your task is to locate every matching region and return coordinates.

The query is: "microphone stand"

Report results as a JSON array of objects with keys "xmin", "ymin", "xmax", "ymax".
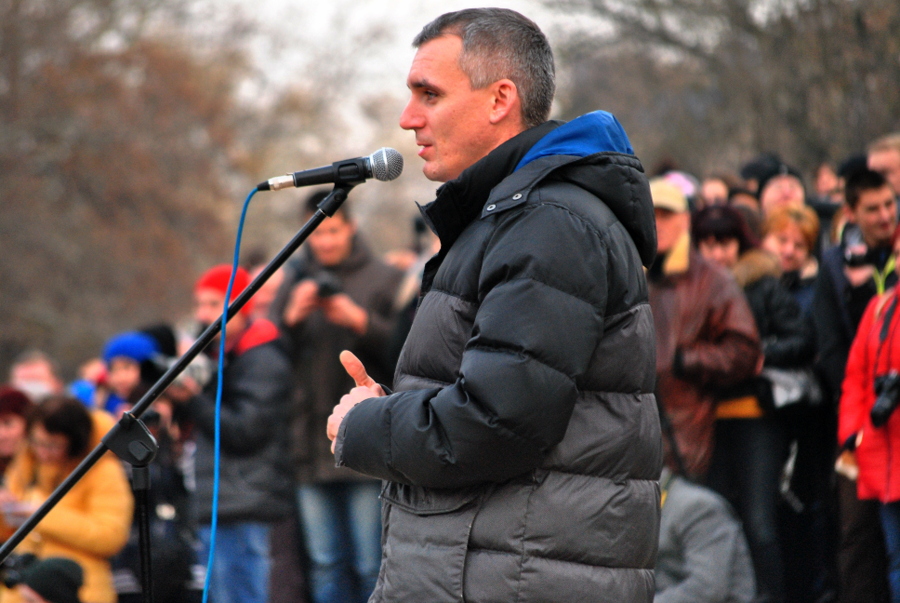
[{"xmin": 0, "ymin": 184, "xmax": 356, "ymax": 597}]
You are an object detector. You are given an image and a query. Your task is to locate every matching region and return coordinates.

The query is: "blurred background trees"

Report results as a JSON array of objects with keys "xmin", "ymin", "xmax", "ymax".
[
  {"xmin": 1, "ymin": 0, "xmax": 246, "ymax": 372},
  {"xmin": 1, "ymin": 0, "xmax": 899, "ymax": 378},
  {"xmin": 549, "ymin": 0, "xmax": 900, "ymax": 176},
  {"xmin": 0, "ymin": 0, "xmax": 418, "ymax": 376}
]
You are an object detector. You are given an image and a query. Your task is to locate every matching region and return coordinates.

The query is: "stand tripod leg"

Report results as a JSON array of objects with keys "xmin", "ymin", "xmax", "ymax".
[{"xmin": 133, "ymin": 465, "xmax": 154, "ymax": 603}]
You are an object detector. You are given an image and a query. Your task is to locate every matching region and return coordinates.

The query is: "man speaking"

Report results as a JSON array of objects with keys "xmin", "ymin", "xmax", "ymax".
[{"xmin": 327, "ymin": 8, "xmax": 661, "ymax": 602}]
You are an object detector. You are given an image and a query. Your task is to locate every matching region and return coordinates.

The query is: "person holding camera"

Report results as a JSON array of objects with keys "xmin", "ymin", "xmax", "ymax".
[
  {"xmin": 840, "ymin": 228, "xmax": 900, "ymax": 602},
  {"xmin": 270, "ymin": 191, "xmax": 403, "ymax": 603},
  {"xmin": 813, "ymin": 166, "xmax": 898, "ymax": 602}
]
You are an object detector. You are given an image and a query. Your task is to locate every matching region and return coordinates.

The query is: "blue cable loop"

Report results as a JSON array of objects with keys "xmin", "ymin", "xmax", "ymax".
[{"xmin": 202, "ymin": 187, "xmax": 256, "ymax": 603}]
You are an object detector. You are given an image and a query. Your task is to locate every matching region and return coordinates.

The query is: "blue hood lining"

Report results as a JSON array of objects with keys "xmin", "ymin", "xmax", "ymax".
[{"xmin": 514, "ymin": 111, "xmax": 634, "ymax": 172}]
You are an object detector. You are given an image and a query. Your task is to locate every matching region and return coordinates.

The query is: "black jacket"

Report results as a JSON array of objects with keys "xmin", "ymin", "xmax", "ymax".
[
  {"xmin": 719, "ymin": 249, "xmax": 814, "ymax": 409},
  {"xmin": 190, "ymin": 318, "xmax": 294, "ymax": 523},
  {"xmin": 336, "ymin": 112, "xmax": 662, "ymax": 602},
  {"xmin": 272, "ymin": 237, "xmax": 404, "ymax": 482},
  {"xmin": 813, "ymin": 244, "xmax": 897, "ymax": 404},
  {"xmin": 735, "ymin": 249, "xmax": 813, "ymax": 369}
]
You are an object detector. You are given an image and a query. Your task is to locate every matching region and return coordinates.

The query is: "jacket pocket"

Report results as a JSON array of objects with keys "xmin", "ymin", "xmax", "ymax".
[
  {"xmin": 381, "ymin": 481, "xmax": 482, "ymax": 515},
  {"xmin": 374, "ymin": 482, "xmax": 487, "ymax": 602}
]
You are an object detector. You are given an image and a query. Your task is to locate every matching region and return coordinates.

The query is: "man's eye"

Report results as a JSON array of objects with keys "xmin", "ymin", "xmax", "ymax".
[{"xmin": 423, "ymin": 90, "xmax": 438, "ymax": 100}]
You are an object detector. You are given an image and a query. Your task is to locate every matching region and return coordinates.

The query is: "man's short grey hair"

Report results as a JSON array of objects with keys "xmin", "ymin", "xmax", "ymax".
[{"xmin": 413, "ymin": 8, "xmax": 555, "ymax": 129}]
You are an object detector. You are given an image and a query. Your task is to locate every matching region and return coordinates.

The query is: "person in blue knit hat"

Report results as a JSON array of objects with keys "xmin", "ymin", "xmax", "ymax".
[{"xmin": 101, "ymin": 332, "xmax": 160, "ymax": 415}]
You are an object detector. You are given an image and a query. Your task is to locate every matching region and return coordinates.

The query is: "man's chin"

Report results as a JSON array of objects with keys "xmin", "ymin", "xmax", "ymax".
[
  {"xmin": 422, "ymin": 162, "xmax": 447, "ymax": 183},
  {"xmin": 423, "ymin": 161, "xmax": 462, "ymax": 183}
]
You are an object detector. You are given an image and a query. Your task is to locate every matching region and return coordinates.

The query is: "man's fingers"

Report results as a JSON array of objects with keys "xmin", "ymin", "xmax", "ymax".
[{"xmin": 340, "ymin": 350, "xmax": 378, "ymax": 389}]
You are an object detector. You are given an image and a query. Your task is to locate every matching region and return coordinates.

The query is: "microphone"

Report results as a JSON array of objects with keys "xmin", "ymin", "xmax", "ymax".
[{"xmin": 257, "ymin": 148, "xmax": 404, "ymax": 191}]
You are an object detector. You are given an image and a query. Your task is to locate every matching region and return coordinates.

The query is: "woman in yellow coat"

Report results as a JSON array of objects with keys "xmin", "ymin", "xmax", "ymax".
[{"xmin": 0, "ymin": 395, "xmax": 133, "ymax": 603}]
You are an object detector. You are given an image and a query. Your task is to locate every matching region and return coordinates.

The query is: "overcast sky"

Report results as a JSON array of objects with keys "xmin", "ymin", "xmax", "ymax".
[
  {"xmin": 187, "ymin": 0, "xmax": 610, "ymax": 223},
  {"xmin": 210, "ymin": 0, "xmax": 592, "ymax": 96}
]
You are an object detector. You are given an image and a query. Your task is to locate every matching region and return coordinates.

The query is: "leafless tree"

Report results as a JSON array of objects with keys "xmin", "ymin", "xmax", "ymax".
[
  {"xmin": 0, "ymin": 0, "xmax": 248, "ymax": 376},
  {"xmin": 547, "ymin": 0, "xmax": 900, "ymax": 177}
]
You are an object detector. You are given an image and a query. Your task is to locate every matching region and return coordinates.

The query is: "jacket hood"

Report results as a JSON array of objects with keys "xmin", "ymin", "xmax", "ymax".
[
  {"xmin": 506, "ymin": 112, "xmax": 656, "ymax": 266},
  {"xmin": 233, "ymin": 318, "xmax": 280, "ymax": 356},
  {"xmin": 514, "ymin": 110, "xmax": 634, "ymax": 170},
  {"xmin": 421, "ymin": 112, "xmax": 655, "ymax": 266},
  {"xmin": 732, "ymin": 248, "xmax": 781, "ymax": 289}
]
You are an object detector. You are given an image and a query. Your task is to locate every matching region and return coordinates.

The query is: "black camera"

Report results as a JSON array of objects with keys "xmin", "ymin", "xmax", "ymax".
[
  {"xmin": 314, "ymin": 271, "xmax": 342, "ymax": 298},
  {"xmin": 841, "ymin": 223, "xmax": 869, "ymax": 267},
  {"xmin": 0, "ymin": 552, "xmax": 36, "ymax": 588},
  {"xmin": 872, "ymin": 371, "xmax": 900, "ymax": 427}
]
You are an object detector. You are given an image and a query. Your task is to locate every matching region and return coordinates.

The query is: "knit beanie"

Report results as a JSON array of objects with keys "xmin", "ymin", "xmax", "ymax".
[
  {"xmin": 102, "ymin": 332, "xmax": 160, "ymax": 365},
  {"xmin": 0, "ymin": 385, "xmax": 32, "ymax": 418},
  {"xmin": 195, "ymin": 264, "xmax": 253, "ymax": 316},
  {"xmin": 20, "ymin": 557, "xmax": 83, "ymax": 603}
]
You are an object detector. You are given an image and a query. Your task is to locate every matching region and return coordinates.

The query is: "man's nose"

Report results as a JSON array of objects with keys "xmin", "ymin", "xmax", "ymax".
[{"xmin": 399, "ymin": 99, "xmax": 422, "ymax": 131}]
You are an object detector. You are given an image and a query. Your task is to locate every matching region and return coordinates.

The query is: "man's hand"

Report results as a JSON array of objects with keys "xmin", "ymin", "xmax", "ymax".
[
  {"xmin": 321, "ymin": 294, "xmax": 369, "ymax": 335},
  {"xmin": 327, "ymin": 350, "xmax": 385, "ymax": 452},
  {"xmin": 283, "ymin": 280, "xmax": 320, "ymax": 326}
]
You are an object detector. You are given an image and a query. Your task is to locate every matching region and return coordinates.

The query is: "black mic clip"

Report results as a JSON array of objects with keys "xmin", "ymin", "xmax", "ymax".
[
  {"xmin": 256, "ymin": 148, "xmax": 403, "ymax": 192},
  {"xmin": 257, "ymin": 157, "xmax": 369, "ymax": 191}
]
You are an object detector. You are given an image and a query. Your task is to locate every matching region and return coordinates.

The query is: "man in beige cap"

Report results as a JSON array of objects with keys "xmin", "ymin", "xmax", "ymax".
[{"xmin": 646, "ymin": 177, "xmax": 760, "ymax": 480}]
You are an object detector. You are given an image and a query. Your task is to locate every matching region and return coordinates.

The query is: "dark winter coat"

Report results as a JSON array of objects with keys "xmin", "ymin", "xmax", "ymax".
[
  {"xmin": 272, "ymin": 237, "xmax": 404, "ymax": 482},
  {"xmin": 813, "ymin": 244, "xmax": 897, "ymax": 404},
  {"xmin": 719, "ymin": 249, "xmax": 815, "ymax": 411},
  {"xmin": 735, "ymin": 250, "xmax": 813, "ymax": 369},
  {"xmin": 336, "ymin": 112, "xmax": 663, "ymax": 602},
  {"xmin": 190, "ymin": 319, "xmax": 294, "ymax": 523}
]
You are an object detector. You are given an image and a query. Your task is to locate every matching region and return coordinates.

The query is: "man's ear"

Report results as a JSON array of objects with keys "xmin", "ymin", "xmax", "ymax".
[
  {"xmin": 843, "ymin": 204, "xmax": 857, "ymax": 223},
  {"xmin": 488, "ymin": 79, "xmax": 521, "ymax": 126}
]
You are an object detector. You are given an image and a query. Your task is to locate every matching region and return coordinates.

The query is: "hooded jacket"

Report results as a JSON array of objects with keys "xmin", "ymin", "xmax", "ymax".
[
  {"xmin": 716, "ymin": 249, "xmax": 813, "ymax": 417},
  {"xmin": 190, "ymin": 318, "xmax": 294, "ymax": 523},
  {"xmin": 336, "ymin": 112, "xmax": 662, "ymax": 602}
]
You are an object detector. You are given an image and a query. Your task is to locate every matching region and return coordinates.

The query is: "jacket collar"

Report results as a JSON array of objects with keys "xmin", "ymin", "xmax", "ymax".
[
  {"xmin": 662, "ymin": 231, "xmax": 692, "ymax": 276},
  {"xmin": 419, "ymin": 112, "xmax": 657, "ymax": 269},
  {"xmin": 224, "ymin": 318, "xmax": 280, "ymax": 358},
  {"xmin": 419, "ymin": 120, "xmax": 560, "ymax": 249},
  {"xmin": 731, "ymin": 249, "xmax": 781, "ymax": 288}
]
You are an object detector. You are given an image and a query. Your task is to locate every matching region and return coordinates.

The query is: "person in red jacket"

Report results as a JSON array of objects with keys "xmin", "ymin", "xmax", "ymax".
[{"xmin": 840, "ymin": 243, "xmax": 900, "ymax": 602}]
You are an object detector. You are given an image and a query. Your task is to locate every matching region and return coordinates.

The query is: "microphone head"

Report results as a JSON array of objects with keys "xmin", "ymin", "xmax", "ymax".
[{"xmin": 368, "ymin": 148, "xmax": 404, "ymax": 182}]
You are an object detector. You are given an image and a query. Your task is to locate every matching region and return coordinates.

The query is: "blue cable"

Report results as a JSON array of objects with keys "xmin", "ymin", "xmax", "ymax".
[{"xmin": 202, "ymin": 187, "xmax": 256, "ymax": 603}]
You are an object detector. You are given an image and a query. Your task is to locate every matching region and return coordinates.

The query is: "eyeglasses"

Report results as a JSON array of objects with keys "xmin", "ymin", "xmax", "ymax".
[{"xmin": 29, "ymin": 437, "xmax": 67, "ymax": 453}]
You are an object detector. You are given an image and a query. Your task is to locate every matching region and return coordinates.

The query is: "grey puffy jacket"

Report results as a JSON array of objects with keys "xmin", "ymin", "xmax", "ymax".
[{"xmin": 337, "ymin": 112, "xmax": 662, "ymax": 602}]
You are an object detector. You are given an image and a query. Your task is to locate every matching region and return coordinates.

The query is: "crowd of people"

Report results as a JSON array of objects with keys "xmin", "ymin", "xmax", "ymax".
[
  {"xmin": 2, "ymin": 142, "xmax": 900, "ymax": 603},
  {"xmin": 650, "ymin": 131, "xmax": 900, "ymax": 603},
  {"xmin": 0, "ymin": 188, "xmax": 415, "ymax": 603},
  {"xmin": 1, "ymin": 8, "xmax": 899, "ymax": 601}
]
